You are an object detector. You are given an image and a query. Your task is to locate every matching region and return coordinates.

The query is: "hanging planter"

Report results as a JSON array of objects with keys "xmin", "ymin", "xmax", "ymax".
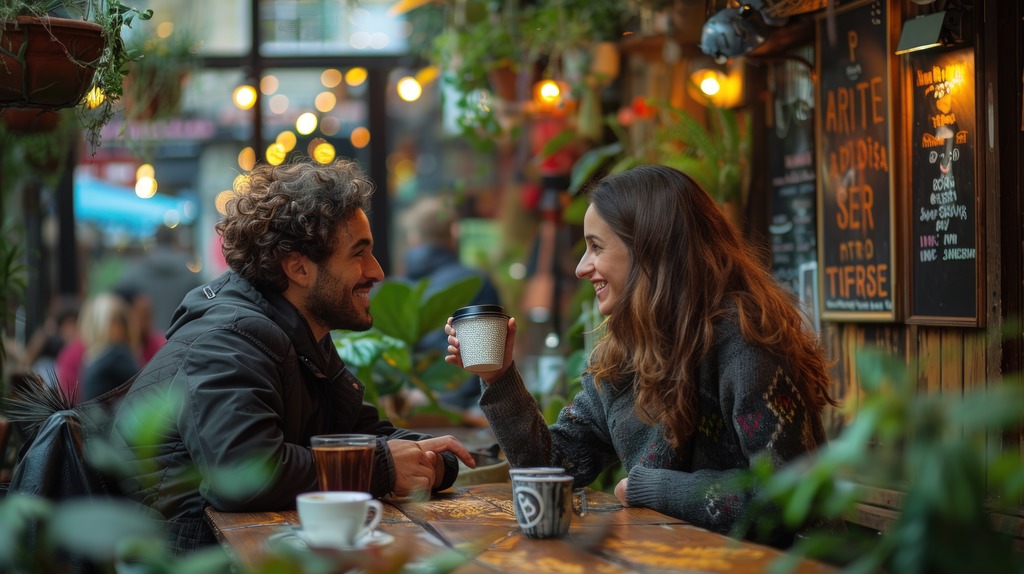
[
  {"xmin": 0, "ymin": 16, "xmax": 105, "ymax": 109},
  {"xmin": 0, "ymin": 107, "xmax": 62, "ymax": 133}
]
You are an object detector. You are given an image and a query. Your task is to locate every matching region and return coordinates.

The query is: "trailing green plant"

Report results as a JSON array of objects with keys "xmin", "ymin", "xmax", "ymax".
[
  {"xmin": 566, "ymin": 98, "xmax": 750, "ymax": 208},
  {"xmin": 735, "ymin": 341, "xmax": 1024, "ymax": 573},
  {"xmin": 333, "ymin": 275, "xmax": 482, "ymax": 424},
  {"xmin": 0, "ymin": 0, "xmax": 154, "ymax": 149},
  {"xmin": 122, "ymin": 24, "xmax": 199, "ymax": 122}
]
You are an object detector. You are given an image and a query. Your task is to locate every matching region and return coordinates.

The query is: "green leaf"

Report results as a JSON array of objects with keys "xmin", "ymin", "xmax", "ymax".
[
  {"xmin": 419, "ymin": 275, "xmax": 482, "ymax": 342},
  {"xmin": 568, "ymin": 142, "xmax": 623, "ymax": 194},
  {"xmin": 47, "ymin": 499, "xmax": 164, "ymax": 560},
  {"xmin": 538, "ymin": 129, "xmax": 576, "ymax": 160},
  {"xmin": 370, "ymin": 281, "xmax": 422, "ymax": 343}
]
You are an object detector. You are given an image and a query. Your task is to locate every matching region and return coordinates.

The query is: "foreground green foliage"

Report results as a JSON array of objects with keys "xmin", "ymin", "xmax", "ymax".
[{"xmin": 738, "ymin": 344, "xmax": 1024, "ymax": 574}]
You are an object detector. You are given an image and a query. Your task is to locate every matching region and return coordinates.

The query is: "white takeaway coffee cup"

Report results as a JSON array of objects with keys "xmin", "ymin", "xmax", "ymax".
[{"xmin": 451, "ymin": 304, "xmax": 510, "ymax": 373}]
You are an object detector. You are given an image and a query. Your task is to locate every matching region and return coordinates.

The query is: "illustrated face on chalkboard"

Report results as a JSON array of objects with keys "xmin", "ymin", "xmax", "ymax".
[{"xmin": 930, "ymin": 125, "xmax": 958, "ymax": 175}]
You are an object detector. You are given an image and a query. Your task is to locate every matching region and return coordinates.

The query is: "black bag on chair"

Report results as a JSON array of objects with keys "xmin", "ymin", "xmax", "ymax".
[{"xmin": 1, "ymin": 375, "xmax": 136, "ymax": 573}]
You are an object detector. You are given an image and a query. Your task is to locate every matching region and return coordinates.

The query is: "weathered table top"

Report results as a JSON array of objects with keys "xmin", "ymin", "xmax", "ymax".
[{"xmin": 206, "ymin": 482, "xmax": 835, "ymax": 573}]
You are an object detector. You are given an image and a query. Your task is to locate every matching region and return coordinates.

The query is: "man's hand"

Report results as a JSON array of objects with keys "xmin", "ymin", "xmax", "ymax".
[{"xmin": 388, "ymin": 436, "xmax": 476, "ymax": 496}]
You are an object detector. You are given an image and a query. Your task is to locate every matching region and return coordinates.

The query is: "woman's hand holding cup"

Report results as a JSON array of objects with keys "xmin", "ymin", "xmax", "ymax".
[{"xmin": 445, "ymin": 306, "xmax": 516, "ymax": 384}]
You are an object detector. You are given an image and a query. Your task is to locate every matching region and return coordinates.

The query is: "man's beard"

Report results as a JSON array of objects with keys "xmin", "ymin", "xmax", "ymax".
[{"xmin": 307, "ymin": 268, "xmax": 373, "ymax": 332}]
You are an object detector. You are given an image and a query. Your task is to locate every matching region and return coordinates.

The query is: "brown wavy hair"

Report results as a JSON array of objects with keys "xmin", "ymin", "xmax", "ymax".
[
  {"xmin": 216, "ymin": 158, "xmax": 374, "ymax": 292},
  {"xmin": 585, "ymin": 165, "xmax": 837, "ymax": 454}
]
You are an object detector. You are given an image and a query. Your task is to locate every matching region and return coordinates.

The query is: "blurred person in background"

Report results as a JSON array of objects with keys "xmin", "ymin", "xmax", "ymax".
[
  {"xmin": 55, "ymin": 286, "xmax": 164, "ymax": 396},
  {"xmin": 77, "ymin": 292, "xmax": 140, "ymax": 402},
  {"xmin": 113, "ymin": 283, "xmax": 167, "ymax": 364},
  {"xmin": 19, "ymin": 296, "xmax": 80, "ymax": 389},
  {"xmin": 118, "ymin": 225, "xmax": 202, "ymax": 332},
  {"xmin": 396, "ymin": 195, "xmax": 502, "ymax": 423}
]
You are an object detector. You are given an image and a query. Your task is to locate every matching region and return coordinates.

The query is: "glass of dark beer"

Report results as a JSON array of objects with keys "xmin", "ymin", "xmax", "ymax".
[{"xmin": 310, "ymin": 434, "xmax": 377, "ymax": 492}]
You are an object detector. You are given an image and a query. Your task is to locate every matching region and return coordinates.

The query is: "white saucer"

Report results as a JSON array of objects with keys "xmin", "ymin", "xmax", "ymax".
[{"xmin": 268, "ymin": 528, "xmax": 395, "ymax": 552}]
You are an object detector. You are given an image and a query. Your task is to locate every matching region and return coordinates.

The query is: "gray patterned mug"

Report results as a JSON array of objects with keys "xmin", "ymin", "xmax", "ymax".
[{"xmin": 511, "ymin": 474, "xmax": 573, "ymax": 539}]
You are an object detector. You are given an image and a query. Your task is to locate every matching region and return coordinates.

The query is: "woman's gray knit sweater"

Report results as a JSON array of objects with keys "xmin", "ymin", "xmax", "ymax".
[{"xmin": 479, "ymin": 319, "xmax": 827, "ymax": 539}]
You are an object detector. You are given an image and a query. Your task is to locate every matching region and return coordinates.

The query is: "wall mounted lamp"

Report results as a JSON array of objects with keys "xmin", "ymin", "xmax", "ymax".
[
  {"xmin": 895, "ymin": 12, "xmax": 947, "ymax": 54},
  {"xmin": 895, "ymin": 4, "xmax": 971, "ymax": 55}
]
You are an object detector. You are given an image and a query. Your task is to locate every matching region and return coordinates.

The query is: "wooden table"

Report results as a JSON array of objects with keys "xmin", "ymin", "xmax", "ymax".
[{"xmin": 206, "ymin": 482, "xmax": 836, "ymax": 573}]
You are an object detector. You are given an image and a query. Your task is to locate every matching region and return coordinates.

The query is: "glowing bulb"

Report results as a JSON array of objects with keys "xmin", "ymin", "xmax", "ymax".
[
  {"xmin": 135, "ymin": 176, "xmax": 158, "ymax": 199},
  {"xmin": 295, "ymin": 112, "xmax": 318, "ymax": 135},
  {"xmin": 233, "ymin": 85, "xmax": 257, "ymax": 110},
  {"xmin": 312, "ymin": 141, "xmax": 336, "ymax": 164},
  {"xmin": 84, "ymin": 86, "xmax": 105, "ymax": 109},
  {"xmin": 538, "ymin": 80, "xmax": 560, "ymax": 103},
  {"xmin": 136, "ymin": 163, "xmax": 155, "ymax": 180},
  {"xmin": 266, "ymin": 143, "xmax": 287, "ymax": 165},
  {"xmin": 345, "ymin": 67, "xmax": 368, "ymax": 87},
  {"xmin": 699, "ymin": 73, "xmax": 722, "ymax": 96},
  {"xmin": 396, "ymin": 76, "xmax": 422, "ymax": 102}
]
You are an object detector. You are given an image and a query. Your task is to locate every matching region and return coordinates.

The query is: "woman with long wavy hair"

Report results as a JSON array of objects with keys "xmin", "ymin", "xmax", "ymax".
[{"xmin": 446, "ymin": 164, "xmax": 837, "ymax": 545}]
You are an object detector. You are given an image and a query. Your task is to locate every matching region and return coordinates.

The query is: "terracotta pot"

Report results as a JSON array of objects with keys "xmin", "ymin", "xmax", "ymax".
[
  {"xmin": 0, "ymin": 107, "xmax": 62, "ymax": 132},
  {"xmin": 0, "ymin": 16, "xmax": 105, "ymax": 109}
]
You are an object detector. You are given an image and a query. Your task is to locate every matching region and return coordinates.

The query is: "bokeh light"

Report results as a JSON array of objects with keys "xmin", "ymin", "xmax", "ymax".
[
  {"xmin": 136, "ymin": 163, "xmax": 155, "ymax": 180},
  {"xmin": 345, "ymin": 67, "xmax": 368, "ymax": 87},
  {"xmin": 233, "ymin": 85, "xmax": 257, "ymax": 110},
  {"xmin": 295, "ymin": 112, "xmax": 318, "ymax": 135},
  {"xmin": 268, "ymin": 94, "xmax": 289, "ymax": 115},
  {"xmin": 135, "ymin": 176, "xmax": 158, "ymax": 199},
  {"xmin": 266, "ymin": 142, "xmax": 287, "ymax": 165},
  {"xmin": 84, "ymin": 86, "xmax": 105, "ymax": 109},
  {"xmin": 397, "ymin": 77, "xmax": 422, "ymax": 102},
  {"xmin": 276, "ymin": 131, "xmax": 297, "ymax": 152},
  {"xmin": 215, "ymin": 190, "xmax": 237, "ymax": 215},
  {"xmin": 350, "ymin": 126, "xmax": 370, "ymax": 149},
  {"xmin": 237, "ymin": 147, "xmax": 256, "ymax": 171},
  {"xmin": 315, "ymin": 91, "xmax": 337, "ymax": 112},
  {"xmin": 260, "ymin": 75, "xmax": 279, "ymax": 95},
  {"xmin": 321, "ymin": 69, "xmax": 343, "ymax": 88}
]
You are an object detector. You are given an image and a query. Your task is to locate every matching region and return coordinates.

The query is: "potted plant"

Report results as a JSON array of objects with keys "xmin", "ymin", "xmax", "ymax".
[
  {"xmin": 121, "ymin": 25, "xmax": 199, "ymax": 122},
  {"xmin": 333, "ymin": 276, "xmax": 483, "ymax": 426},
  {"xmin": 0, "ymin": 0, "xmax": 154, "ymax": 149}
]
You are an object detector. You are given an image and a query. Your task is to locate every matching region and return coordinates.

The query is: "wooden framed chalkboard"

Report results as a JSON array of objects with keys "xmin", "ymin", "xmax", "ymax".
[
  {"xmin": 815, "ymin": 0, "xmax": 897, "ymax": 321},
  {"xmin": 768, "ymin": 55, "xmax": 817, "ymax": 301},
  {"xmin": 905, "ymin": 47, "xmax": 982, "ymax": 326}
]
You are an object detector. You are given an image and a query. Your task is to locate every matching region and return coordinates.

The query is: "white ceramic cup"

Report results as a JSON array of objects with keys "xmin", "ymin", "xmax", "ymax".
[
  {"xmin": 451, "ymin": 304, "xmax": 510, "ymax": 373},
  {"xmin": 296, "ymin": 491, "xmax": 383, "ymax": 548}
]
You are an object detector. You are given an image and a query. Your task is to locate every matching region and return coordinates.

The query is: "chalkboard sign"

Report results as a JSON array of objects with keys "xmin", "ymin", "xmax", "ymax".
[
  {"xmin": 907, "ymin": 47, "xmax": 981, "ymax": 325},
  {"xmin": 815, "ymin": 0, "xmax": 896, "ymax": 321},
  {"xmin": 767, "ymin": 55, "xmax": 819, "ymax": 329}
]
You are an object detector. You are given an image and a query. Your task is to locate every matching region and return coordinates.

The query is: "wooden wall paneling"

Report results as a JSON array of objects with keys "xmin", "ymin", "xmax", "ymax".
[
  {"xmin": 918, "ymin": 327, "xmax": 942, "ymax": 396},
  {"xmin": 822, "ymin": 323, "xmax": 847, "ymax": 437}
]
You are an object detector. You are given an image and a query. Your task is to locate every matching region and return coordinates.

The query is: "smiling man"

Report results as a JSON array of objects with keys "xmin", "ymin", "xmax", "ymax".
[{"xmin": 108, "ymin": 158, "xmax": 474, "ymax": 555}]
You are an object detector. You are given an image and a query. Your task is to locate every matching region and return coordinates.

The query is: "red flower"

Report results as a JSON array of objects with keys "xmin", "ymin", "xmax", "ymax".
[{"xmin": 631, "ymin": 96, "xmax": 657, "ymax": 119}]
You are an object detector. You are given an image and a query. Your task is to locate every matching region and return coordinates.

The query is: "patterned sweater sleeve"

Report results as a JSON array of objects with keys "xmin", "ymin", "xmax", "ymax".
[
  {"xmin": 627, "ymin": 346, "xmax": 825, "ymax": 540},
  {"xmin": 479, "ymin": 364, "xmax": 619, "ymax": 486}
]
